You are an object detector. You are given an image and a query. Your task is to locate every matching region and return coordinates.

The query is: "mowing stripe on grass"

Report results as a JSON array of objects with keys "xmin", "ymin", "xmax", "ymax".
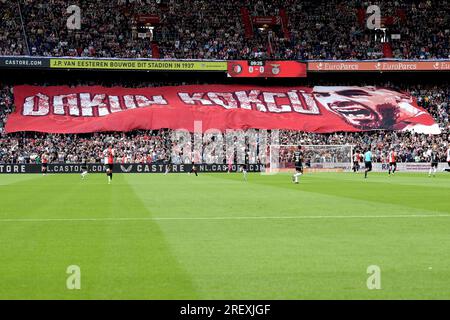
[{"xmin": 1, "ymin": 214, "xmax": 450, "ymax": 222}]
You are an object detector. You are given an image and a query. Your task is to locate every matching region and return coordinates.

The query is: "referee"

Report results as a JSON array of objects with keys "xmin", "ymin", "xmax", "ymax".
[{"xmin": 364, "ymin": 148, "xmax": 373, "ymax": 179}]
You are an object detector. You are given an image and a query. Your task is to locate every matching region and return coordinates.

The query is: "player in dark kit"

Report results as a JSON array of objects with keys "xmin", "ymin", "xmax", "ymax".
[
  {"xmin": 189, "ymin": 162, "xmax": 198, "ymax": 176},
  {"xmin": 164, "ymin": 154, "xmax": 172, "ymax": 175},
  {"xmin": 240, "ymin": 164, "xmax": 248, "ymax": 181},
  {"xmin": 352, "ymin": 150, "xmax": 361, "ymax": 172},
  {"xmin": 428, "ymin": 147, "xmax": 439, "ymax": 177},
  {"xmin": 292, "ymin": 147, "xmax": 303, "ymax": 184},
  {"xmin": 240, "ymin": 152, "xmax": 249, "ymax": 181},
  {"xmin": 81, "ymin": 160, "xmax": 88, "ymax": 179}
]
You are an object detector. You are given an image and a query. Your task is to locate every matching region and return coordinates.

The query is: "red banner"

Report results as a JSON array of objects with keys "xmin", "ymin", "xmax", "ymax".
[
  {"xmin": 5, "ymin": 85, "xmax": 440, "ymax": 134},
  {"xmin": 228, "ymin": 61, "xmax": 307, "ymax": 78}
]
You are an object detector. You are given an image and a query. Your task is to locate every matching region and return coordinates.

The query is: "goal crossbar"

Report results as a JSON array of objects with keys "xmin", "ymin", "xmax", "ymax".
[{"xmin": 268, "ymin": 144, "xmax": 354, "ymax": 173}]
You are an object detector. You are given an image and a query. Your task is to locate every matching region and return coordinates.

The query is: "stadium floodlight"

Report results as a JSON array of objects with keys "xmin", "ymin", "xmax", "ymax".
[{"xmin": 268, "ymin": 144, "xmax": 354, "ymax": 174}]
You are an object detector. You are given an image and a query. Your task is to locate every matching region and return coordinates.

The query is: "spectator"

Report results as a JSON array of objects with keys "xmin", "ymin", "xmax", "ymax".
[{"xmin": 0, "ymin": 1, "xmax": 448, "ymax": 60}]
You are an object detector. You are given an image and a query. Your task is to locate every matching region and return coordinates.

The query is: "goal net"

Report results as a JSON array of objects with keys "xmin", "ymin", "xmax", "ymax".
[{"xmin": 268, "ymin": 145, "xmax": 354, "ymax": 174}]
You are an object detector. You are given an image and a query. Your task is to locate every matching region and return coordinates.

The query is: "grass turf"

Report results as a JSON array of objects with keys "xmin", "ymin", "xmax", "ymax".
[{"xmin": 0, "ymin": 171, "xmax": 449, "ymax": 299}]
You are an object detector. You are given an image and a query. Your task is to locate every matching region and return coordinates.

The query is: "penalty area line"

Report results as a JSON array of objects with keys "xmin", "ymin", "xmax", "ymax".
[{"xmin": 0, "ymin": 214, "xmax": 450, "ymax": 222}]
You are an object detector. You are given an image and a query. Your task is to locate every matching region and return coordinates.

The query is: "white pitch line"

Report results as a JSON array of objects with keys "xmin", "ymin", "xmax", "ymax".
[{"xmin": 0, "ymin": 214, "xmax": 450, "ymax": 222}]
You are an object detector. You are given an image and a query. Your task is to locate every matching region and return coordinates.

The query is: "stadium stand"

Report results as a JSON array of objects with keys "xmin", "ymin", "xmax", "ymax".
[
  {"xmin": 0, "ymin": 1, "xmax": 448, "ymax": 166},
  {"xmin": 0, "ymin": 0, "xmax": 449, "ymax": 59}
]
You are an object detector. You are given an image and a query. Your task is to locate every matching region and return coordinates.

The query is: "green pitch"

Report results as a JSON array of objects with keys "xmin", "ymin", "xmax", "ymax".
[{"xmin": 0, "ymin": 172, "xmax": 449, "ymax": 299}]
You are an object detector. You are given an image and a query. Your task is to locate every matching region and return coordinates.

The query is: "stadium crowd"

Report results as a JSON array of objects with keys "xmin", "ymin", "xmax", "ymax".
[
  {"xmin": 0, "ymin": 129, "xmax": 448, "ymax": 165},
  {"xmin": 0, "ymin": 0, "xmax": 449, "ymax": 59},
  {"xmin": 0, "ymin": 81, "xmax": 448, "ymax": 164}
]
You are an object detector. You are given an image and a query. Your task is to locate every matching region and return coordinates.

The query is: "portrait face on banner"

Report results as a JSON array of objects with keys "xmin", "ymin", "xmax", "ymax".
[{"xmin": 313, "ymin": 86, "xmax": 430, "ymax": 131}]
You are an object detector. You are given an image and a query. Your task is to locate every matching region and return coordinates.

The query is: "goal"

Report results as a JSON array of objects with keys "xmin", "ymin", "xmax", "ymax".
[{"xmin": 268, "ymin": 145, "xmax": 354, "ymax": 174}]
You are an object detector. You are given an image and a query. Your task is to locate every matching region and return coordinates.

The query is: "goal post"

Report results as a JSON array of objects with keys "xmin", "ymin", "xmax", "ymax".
[{"xmin": 268, "ymin": 145, "xmax": 354, "ymax": 174}]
